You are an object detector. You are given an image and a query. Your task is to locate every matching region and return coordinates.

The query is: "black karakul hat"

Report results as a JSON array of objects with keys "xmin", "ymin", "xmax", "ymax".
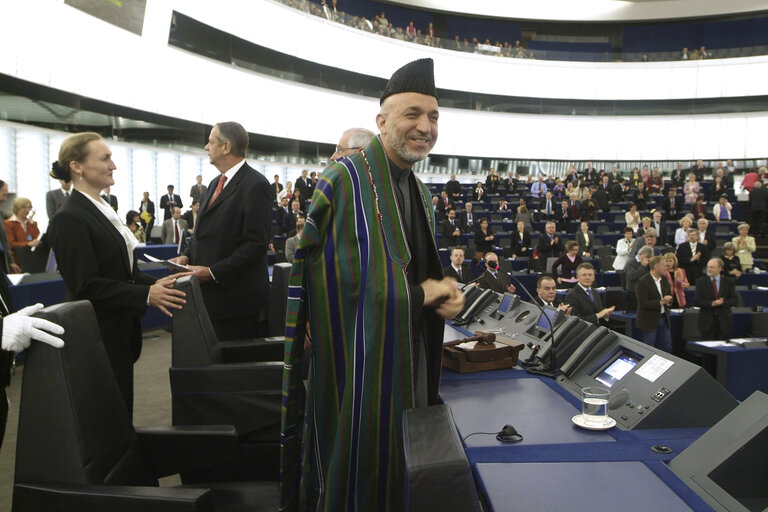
[{"xmin": 380, "ymin": 58, "xmax": 438, "ymax": 105}]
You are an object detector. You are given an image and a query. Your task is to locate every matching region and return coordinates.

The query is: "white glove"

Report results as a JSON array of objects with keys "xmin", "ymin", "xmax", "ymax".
[{"xmin": 2, "ymin": 303, "xmax": 65, "ymax": 353}]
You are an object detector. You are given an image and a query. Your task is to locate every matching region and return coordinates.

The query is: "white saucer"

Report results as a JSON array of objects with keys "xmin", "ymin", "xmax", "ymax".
[{"xmin": 572, "ymin": 414, "xmax": 616, "ymax": 431}]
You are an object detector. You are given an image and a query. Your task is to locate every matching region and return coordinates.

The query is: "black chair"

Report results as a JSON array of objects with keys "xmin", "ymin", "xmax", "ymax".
[
  {"xmin": 170, "ymin": 275, "xmax": 284, "ymax": 480},
  {"xmin": 682, "ymin": 310, "xmax": 703, "ymax": 341},
  {"xmin": 267, "ymin": 262, "xmax": 291, "ymax": 337},
  {"xmin": 749, "ymin": 312, "xmax": 768, "ymax": 337},
  {"xmin": 13, "ymin": 301, "xmax": 278, "ymax": 512}
]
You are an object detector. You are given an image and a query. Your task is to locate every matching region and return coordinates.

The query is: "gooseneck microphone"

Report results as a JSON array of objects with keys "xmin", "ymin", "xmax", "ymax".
[{"xmin": 506, "ymin": 273, "xmax": 561, "ymax": 377}]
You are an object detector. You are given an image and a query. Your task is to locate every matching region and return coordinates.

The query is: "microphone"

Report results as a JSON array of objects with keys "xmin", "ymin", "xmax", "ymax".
[{"xmin": 521, "ymin": 342, "xmax": 540, "ymax": 366}]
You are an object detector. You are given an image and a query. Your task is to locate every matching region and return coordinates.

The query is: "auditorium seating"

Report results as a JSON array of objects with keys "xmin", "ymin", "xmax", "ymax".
[{"xmin": 13, "ymin": 301, "xmax": 278, "ymax": 512}]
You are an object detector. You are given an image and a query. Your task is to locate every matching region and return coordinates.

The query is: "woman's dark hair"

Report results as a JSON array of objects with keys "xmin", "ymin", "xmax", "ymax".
[{"xmin": 125, "ymin": 210, "xmax": 140, "ymax": 226}]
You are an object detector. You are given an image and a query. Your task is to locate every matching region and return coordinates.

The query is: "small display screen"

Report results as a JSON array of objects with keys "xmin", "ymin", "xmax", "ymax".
[
  {"xmin": 536, "ymin": 307, "xmax": 558, "ymax": 331},
  {"xmin": 595, "ymin": 352, "xmax": 640, "ymax": 388},
  {"xmin": 498, "ymin": 295, "xmax": 514, "ymax": 314}
]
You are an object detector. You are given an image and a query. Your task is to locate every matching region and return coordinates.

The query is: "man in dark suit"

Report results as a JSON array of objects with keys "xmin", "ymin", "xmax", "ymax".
[
  {"xmin": 272, "ymin": 175, "xmax": 284, "ymax": 199},
  {"xmin": 564, "ymin": 263, "xmax": 614, "ymax": 325},
  {"xmin": 442, "ymin": 246, "xmax": 471, "ymax": 284},
  {"xmin": 676, "ymin": 228, "xmax": 709, "ymax": 281},
  {"xmin": 535, "ymin": 222, "xmax": 564, "ymax": 260},
  {"xmin": 624, "ymin": 246, "xmax": 653, "ymax": 310},
  {"xmin": 46, "ymin": 179, "xmax": 72, "ymax": 219},
  {"xmin": 593, "ymin": 177, "xmax": 610, "ymax": 212},
  {"xmin": 557, "ymin": 199, "xmax": 575, "ymax": 234},
  {"xmin": 749, "ymin": 181, "xmax": 768, "ymax": 237},
  {"xmin": 435, "ymin": 190, "xmax": 452, "ymax": 220},
  {"xmin": 189, "ymin": 175, "xmax": 208, "ymax": 204},
  {"xmin": 690, "ymin": 160, "xmax": 708, "ymax": 182},
  {"xmin": 476, "ymin": 252, "xmax": 516, "ymax": 294},
  {"xmin": 275, "ymin": 197, "xmax": 290, "ymax": 233},
  {"xmin": 694, "ymin": 258, "xmax": 737, "ymax": 340},
  {"xmin": 181, "ymin": 201, "xmax": 200, "ymax": 234},
  {"xmin": 171, "ymin": 122, "xmax": 272, "ymax": 340},
  {"xmin": 101, "ymin": 186, "xmax": 118, "ymax": 212},
  {"xmin": 444, "ymin": 173, "xmax": 462, "ymax": 201},
  {"xmin": 281, "ymin": 199, "xmax": 305, "ymax": 236},
  {"xmin": 510, "ymin": 220, "xmax": 531, "ymax": 257},
  {"xmin": 160, "ymin": 185, "xmax": 183, "ymax": 221},
  {"xmin": 295, "ymin": 169, "xmax": 311, "ymax": 199},
  {"xmin": 459, "ymin": 201, "xmax": 476, "ymax": 232},
  {"xmin": 538, "ymin": 191, "xmax": 558, "ymax": 221},
  {"xmin": 533, "ymin": 275, "xmax": 572, "ymax": 314},
  {"xmin": 610, "ymin": 178, "xmax": 625, "ymax": 203},
  {"xmin": 485, "ymin": 168, "xmax": 500, "ymax": 194},
  {"xmin": 662, "ymin": 188, "xmax": 682, "ymax": 220},
  {"xmin": 441, "ymin": 209, "xmax": 462, "ymax": 247},
  {"xmin": 651, "ymin": 211, "xmax": 668, "ymax": 245},
  {"xmin": 635, "ymin": 256, "xmax": 673, "ymax": 353},
  {"xmin": 633, "ymin": 182, "xmax": 649, "ymax": 211}
]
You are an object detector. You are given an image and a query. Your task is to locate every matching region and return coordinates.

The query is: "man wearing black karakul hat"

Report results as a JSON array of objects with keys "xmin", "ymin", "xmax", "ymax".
[{"xmin": 280, "ymin": 59, "xmax": 464, "ymax": 511}]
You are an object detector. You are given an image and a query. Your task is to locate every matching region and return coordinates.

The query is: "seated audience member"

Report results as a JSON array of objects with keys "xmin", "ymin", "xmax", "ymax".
[
  {"xmin": 284, "ymin": 217, "xmax": 305, "ymax": 263},
  {"xmin": 610, "ymin": 178, "xmax": 625, "ymax": 203},
  {"xmin": 530, "ymin": 176, "xmax": 547, "ymax": 198},
  {"xmin": 441, "ymin": 208, "xmax": 462, "ymax": 247},
  {"xmin": 4, "ymin": 197, "xmax": 41, "ymax": 265},
  {"xmin": 278, "ymin": 180, "xmax": 292, "ymax": 203},
  {"xmin": 565, "ymin": 263, "xmax": 615, "ymax": 325},
  {"xmin": 712, "ymin": 195, "xmax": 733, "ymax": 222},
  {"xmin": 534, "ymin": 275, "xmax": 572, "ymax": 313},
  {"xmin": 683, "ymin": 174, "xmax": 700, "ymax": 204},
  {"xmin": 510, "ymin": 220, "xmax": 531, "ymax": 258},
  {"xmin": 592, "ymin": 178, "xmax": 610, "ymax": 212},
  {"xmin": 443, "ymin": 246, "xmax": 471, "ymax": 284},
  {"xmin": 693, "ymin": 258, "xmax": 737, "ymax": 340},
  {"xmin": 662, "ymin": 188, "xmax": 682, "ymax": 220},
  {"xmin": 636, "ymin": 216, "xmax": 652, "ymax": 238},
  {"xmin": 514, "ymin": 205, "xmax": 534, "ymax": 233},
  {"xmin": 670, "ymin": 164, "xmax": 685, "ymax": 187},
  {"xmin": 575, "ymin": 221, "xmax": 594, "ymax": 258},
  {"xmin": 613, "ymin": 227, "xmax": 634, "ymax": 270},
  {"xmin": 676, "ymin": 228, "xmax": 708, "ymax": 280},
  {"xmin": 275, "ymin": 196, "xmax": 290, "ymax": 230},
  {"xmin": 444, "ymin": 173, "xmax": 462, "ymax": 200},
  {"xmin": 539, "ymin": 191, "xmax": 557, "ymax": 221},
  {"xmin": 535, "ymin": 222, "xmax": 564, "ymax": 261},
  {"xmin": 711, "ymin": 172, "xmax": 728, "ymax": 199},
  {"xmin": 629, "ymin": 168, "xmax": 641, "ymax": 188},
  {"xmin": 625, "ymin": 203, "xmax": 641, "ymax": 232},
  {"xmin": 477, "ymin": 252, "xmax": 515, "ymax": 294},
  {"xmin": 732, "ymin": 223, "xmax": 756, "ymax": 272},
  {"xmin": 663, "ymin": 252, "xmax": 689, "ymax": 308},
  {"xmin": 647, "ymin": 168, "xmax": 663, "ymax": 194},
  {"xmin": 552, "ymin": 178, "xmax": 566, "ymax": 201},
  {"xmin": 697, "ymin": 218, "xmax": 716, "ymax": 250},
  {"xmin": 674, "ymin": 216, "xmax": 693, "ymax": 246},
  {"xmin": 580, "ymin": 193, "xmax": 597, "ymax": 222},
  {"xmin": 690, "ymin": 159, "xmax": 708, "ymax": 181},
  {"xmin": 460, "ymin": 201, "xmax": 476, "ymax": 232},
  {"xmin": 292, "ymin": 187, "xmax": 307, "ymax": 213},
  {"xmin": 750, "ymin": 181, "xmax": 768, "ymax": 237},
  {"xmin": 504, "ymin": 172, "xmax": 519, "ymax": 194},
  {"xmin": 551, "ymin": 241, "xmax": 582, "ymax": 288},
  {"xmin": 472, "ymin": 181, "xmax": 485, "ymax": 201},
  {"xmin": 474, "ymin": 218, "xmax": 495, "ymax": 259},
  {"xmin": 125, "ymin": 210, "xmax": 145, "ymax": 243},
  {"xmin": 720, "ymin": 242, "xmax": 742, "ymax": 278}
]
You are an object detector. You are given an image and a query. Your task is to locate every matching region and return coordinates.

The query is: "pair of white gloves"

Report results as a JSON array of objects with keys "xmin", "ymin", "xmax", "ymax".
[{"xmin": 2, "ymin": 303, "xmax": 65, "ymax": 353}]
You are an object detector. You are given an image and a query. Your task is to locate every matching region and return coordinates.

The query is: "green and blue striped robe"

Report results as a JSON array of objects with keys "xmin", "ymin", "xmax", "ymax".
[{"xmin": 280, "ymin": 136, "xmax": 445, "ymax": 511}]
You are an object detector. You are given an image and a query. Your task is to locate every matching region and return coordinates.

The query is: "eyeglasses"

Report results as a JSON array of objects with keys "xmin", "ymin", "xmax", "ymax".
[{"xmin": 335, "ymin": 146, "xmax": 363, "ymax": 153}]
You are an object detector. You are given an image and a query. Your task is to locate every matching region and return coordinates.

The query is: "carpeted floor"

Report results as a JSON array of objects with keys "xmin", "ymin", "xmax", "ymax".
[{"xmin": 0, "ymin": 328, "xmax": 174, "ymax": 512}]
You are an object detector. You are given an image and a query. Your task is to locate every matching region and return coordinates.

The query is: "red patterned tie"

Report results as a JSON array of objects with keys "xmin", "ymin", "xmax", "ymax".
[
  {"xmin": 209, "ymin": 175, "xmax": 227, "ymax": 206},
  {"xmin": 712, "ymin": 278, "xmax": 718, "ymax": 298},
  {"xmin": 174, "ymin": 221, "xmax": 179, "ymax": 244}
]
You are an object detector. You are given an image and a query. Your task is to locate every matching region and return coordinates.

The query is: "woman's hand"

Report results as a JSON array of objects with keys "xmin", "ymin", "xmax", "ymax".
[{"xmin": 149, "ymin": 274, "xmax": 188, "ymax": 317}]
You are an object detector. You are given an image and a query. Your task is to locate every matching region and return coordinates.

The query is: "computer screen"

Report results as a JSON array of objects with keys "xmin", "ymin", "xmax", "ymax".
[
  {"xmin": 536, "ymin": 307, "xmax": 559, "ymax": 332},
  {"xmin": 594, "ymin": 350, "xmax": 641, "ymax": 388},
  {"xmin": 498, "ymin": 294, "xmax": 514, "ymax": 314}
]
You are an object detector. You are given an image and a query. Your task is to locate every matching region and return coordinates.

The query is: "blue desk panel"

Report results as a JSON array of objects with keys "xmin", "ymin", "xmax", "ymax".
[
  {"xmin": 440, "ymin": 378, "xmax": 614, "ymax": 447},
  {"xmin": 475, "ymin": 461, "xmax": 706, "ymax": 512},
  {"xmin": 686, "ymin": 342, "xmax": 768, "ymax": 401}
]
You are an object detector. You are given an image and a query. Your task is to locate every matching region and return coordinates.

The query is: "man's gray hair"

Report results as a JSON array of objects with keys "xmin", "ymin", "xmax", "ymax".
[
  {"xmin": 643, "ymin": 228, "xmax": 657, "ymax": 238},
  {"xmin": 638, "ymin": 246, "xmax": 654, "ymax": 258},
  {"xmin": 698, "ymin": 218, "xmax": 709, "ymax": 226},
  {"xmin": 346, "ymin": 128, "xmax": 375, "ymax": 150},
  {"xmin": 215, "ymin": 122, "xmax": 249, "ymax": 158}
]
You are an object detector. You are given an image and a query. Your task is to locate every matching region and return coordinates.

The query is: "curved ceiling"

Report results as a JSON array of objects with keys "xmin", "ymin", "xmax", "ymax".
[{"xmin": 382, "ymin": 0, "xmax": 768, "ymax": 22}]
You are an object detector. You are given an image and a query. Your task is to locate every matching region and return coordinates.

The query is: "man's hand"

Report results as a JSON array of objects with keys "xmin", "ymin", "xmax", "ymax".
[
  {"xmin": 691, "ymin": 252, "xmax": 700, "ymax": 261},
  {"xmin": 597, "ymin": 306, "xmax": 615, "ymax": 319},
  {"xmin": 421, "ymin": 278, "xmax": 453, "ymax": 308},
  {"xmin": 584, "ymin": 252, "xmax": 591, "ymax": 258},
  {"xmin": 187, "ymin": 265, "xmax": 214, "ymax": 283},
  {"xmin": 1, "ymin": 303, "xmax": 65, "ymax": 353},
  {"xmin": 662, "ymin": 295, "xmax": 673, "ymax": 306},
  {"xmin": 10, "ymin": 263, "xmax": 21, "ymax": 274},
  {"xmin": 558, "ymin": 303, "xmax": 573, "ymax": 315},
  {"xmin": 712, "ymin": 297, "xmax": 724, "ymax": 307},
  {"xmin": 168, "ymin": 255, "xmax": 189, "ymax": 271},
  {"xmin": 434, "ymin": 278, "xmax": 465, "ymax": 320},
  {"xmin": 149, "ymin": 275, "xmax": 187, "ymax": 317},
  {"xmin": 506, "ymin": 283, "xmax": 516, "ymax": 294}
]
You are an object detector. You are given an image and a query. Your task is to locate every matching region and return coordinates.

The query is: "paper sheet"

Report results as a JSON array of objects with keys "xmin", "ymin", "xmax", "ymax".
[
  {"xmin": 141, "ymin": 254, "xmax": 191, "ymax": 272},
  {"xmin": 635, "ymin": 354, "xmax": 674, "ymax": 383}
]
